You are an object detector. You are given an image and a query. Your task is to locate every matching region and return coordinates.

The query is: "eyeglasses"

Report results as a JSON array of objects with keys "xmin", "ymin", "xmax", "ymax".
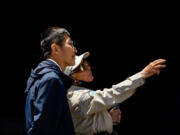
[{"xmin": 70, "ymin": 61, "xmax": 89, "ymax": 75}]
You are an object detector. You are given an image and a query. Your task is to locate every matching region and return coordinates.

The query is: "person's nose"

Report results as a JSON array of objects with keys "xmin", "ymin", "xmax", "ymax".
[{"xmin": 73, "ymin": 46, "xmax": 77, "ymax": 53}]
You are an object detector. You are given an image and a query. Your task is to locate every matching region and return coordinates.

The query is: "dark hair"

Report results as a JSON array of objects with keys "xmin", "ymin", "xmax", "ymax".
[{"xmin": 40, "ymin": 27, "xmax": 70, "ymax": 58}]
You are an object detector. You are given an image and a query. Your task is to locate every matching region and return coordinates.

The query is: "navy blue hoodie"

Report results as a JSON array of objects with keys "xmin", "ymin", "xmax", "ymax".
[{"xmin": 25, "ymin": 59, "xmax": 75, "ymax": 135}]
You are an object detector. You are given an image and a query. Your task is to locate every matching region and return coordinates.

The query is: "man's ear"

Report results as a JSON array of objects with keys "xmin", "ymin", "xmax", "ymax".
[{"xmin": 51, "ymin": 43, "xmax": 58, "ymax": 52}]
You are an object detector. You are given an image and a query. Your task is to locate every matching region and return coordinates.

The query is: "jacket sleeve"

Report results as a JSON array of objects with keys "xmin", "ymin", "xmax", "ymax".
[
  {"xmin": 69, "ymin": 72, "xmax": 145, "ymax": 116},
  {"xmin": 28, "ymin": 78, "xmax": 65, "ymax": 135}
]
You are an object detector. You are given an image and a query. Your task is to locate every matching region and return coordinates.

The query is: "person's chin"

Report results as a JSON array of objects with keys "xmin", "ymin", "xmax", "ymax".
[{"xmin": 69, "ymin": 61, "xmax": 75, "ymax": 66}]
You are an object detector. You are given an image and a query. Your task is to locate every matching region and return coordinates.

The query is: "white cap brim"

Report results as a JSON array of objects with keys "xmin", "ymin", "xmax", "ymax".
[{"xmin": 64, "ymin": 52, "xmax": 90, "ymax": 75}]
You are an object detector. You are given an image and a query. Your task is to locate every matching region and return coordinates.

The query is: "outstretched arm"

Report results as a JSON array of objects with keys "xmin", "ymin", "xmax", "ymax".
[{"xmin": 69, "ymin": 59, "xmax": 166, "ymax": 116}]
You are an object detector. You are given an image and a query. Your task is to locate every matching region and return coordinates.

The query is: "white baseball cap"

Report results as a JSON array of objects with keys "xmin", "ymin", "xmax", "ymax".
[{"xmin": 64, "ymin": 52, "xmax": 90, "ymax": 75}]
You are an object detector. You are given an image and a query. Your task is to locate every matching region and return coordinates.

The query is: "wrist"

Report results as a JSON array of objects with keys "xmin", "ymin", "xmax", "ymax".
[{"xmin": 141, "ymin": 71, "xmax": 146, "ymax": 79}]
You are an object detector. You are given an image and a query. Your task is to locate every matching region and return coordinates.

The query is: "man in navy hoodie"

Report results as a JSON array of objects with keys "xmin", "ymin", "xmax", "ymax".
[{"xmin": 25, "ymin": 27, "xmax": 77, "ymax": 135}]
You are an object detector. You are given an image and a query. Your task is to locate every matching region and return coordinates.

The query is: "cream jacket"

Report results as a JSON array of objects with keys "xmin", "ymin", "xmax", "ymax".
[{"xmin": 67, "ymin": 72, "xmax": 145, "ymax": 135}]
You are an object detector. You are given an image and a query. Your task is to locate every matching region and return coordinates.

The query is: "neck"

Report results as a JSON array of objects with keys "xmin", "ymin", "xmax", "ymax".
[
  {"xmin": 71, "ymin": 76, "xmax": 80, "ymax": 86},
  {"xmin": 49, "ymin": 57, "xmax": 66, "ymax": 71},
  {"xmin": 57, "ymin": 61, "xmax": 66, "ymax": 71},
  {"xmin": 73, "ymin": 81, "xmax": 82, "ymax": 86}
]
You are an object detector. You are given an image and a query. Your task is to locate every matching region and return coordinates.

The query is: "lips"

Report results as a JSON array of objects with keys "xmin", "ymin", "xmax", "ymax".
[
  {"xmin": 72, "ymin": 55, "xmax": 75, "ymax": 60},
  {"xmin": 72, "ymin": 54, "xmax": 75, "ymax": 58}
]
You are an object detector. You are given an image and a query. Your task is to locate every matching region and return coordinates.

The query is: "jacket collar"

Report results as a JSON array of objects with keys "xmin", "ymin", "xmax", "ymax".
[{"xmin": 25, "ymin": 59, "xmax": 74, "ymax": 93}]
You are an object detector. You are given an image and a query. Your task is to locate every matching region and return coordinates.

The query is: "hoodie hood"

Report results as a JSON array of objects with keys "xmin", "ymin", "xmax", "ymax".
[{"xmin": 25, "ymin": 59, "xmax": 74, "ymax": 93}]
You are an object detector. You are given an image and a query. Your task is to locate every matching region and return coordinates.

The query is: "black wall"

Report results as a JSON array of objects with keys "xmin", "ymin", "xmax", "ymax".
[{"xmin": 0, "ymin": 2, "xmax": 178, "ymax": 135}]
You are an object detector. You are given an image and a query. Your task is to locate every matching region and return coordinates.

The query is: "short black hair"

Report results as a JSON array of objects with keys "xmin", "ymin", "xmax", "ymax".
[{"xmin": 40, "ymin": 27, "xmax": 70, "ymax": 58}]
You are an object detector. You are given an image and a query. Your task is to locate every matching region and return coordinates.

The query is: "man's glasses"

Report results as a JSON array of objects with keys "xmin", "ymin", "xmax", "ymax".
[{"xmin": 71, "ymin": 61, "xmax": 89, "ymax": 75}]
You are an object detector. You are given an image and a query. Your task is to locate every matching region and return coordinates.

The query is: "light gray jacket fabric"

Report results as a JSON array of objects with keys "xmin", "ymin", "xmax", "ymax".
[{"xmin": 67, "ymin": 72, "xmax": 145, "ymax": 135}]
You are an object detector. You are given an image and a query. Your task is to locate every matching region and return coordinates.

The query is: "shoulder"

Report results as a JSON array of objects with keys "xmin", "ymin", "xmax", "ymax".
[
  {"xmin": 68, "ymin": 86, "xmax": 90, "ymax": 92},
  {"xmin": 40, "ymin": 72, "xmax": 63, "ymax": 87},
  {"xmin": 67, "ymin": 86, "xmax": 95, "ymax": 99},
  {"xmin": 37, "ymin": 75, "xmax": 66, "ymax": 97},
  {"xmin": 43, "ymin": 71, "xmax": 61, "ymax": 80}
]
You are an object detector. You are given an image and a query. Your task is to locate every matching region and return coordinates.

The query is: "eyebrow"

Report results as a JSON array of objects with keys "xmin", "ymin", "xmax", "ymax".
[{"xmin": 68, "ymin": 39, "xmax": 73, "ymax": 44}]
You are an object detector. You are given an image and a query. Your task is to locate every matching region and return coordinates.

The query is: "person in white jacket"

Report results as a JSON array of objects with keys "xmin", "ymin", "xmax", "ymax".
[{"xmin": 64, "ymin": 52, "xmax": 166, "ymax": 135}]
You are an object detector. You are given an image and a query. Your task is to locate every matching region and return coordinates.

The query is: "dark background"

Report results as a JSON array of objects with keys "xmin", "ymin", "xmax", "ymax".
[{"xmin": 0, "ymin": 2, "xmax": 179, "ymax": 135}]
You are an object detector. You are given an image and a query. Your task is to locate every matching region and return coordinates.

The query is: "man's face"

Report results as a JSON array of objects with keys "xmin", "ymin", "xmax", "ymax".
[{"xmin": 58, "ymin": 36, "xmax": 77, "ymax": 67}]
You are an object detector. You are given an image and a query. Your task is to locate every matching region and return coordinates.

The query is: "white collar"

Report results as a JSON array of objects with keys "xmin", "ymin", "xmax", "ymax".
[{"xmin": 48, "ymin": 59, "xmax": 62, "ymax": 71}]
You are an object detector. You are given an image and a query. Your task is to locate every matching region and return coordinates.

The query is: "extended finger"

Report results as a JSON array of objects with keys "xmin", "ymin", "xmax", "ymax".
[
  {"xmin": 152, "ymin": 59, "xmax": 166, "ymax": 66},
  {"xmin": 154, "ymin": 64, "xmax": 166, "ymax": 69}
]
